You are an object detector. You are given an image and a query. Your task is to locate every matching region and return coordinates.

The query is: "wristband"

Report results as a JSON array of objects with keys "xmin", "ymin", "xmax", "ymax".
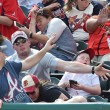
[
  {"xmin": 29, "ymin": 32, "xmax": 33, "ymax": 38},
  {"xmin": 92, "ymin": 66, "xmax": 95, "ymax": 74}
]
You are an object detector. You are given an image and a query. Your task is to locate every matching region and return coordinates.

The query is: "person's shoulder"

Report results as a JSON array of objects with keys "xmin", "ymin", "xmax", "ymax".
[
  {"xmin": 5, "ymin": 60, "xmax": 21, "ymax": 66},
  {"xmin": 6, "ymin": 52, "xmax": 18, "ymax": 60},
  {"xmin": 50, "ymin": 18, "xmax": 66, "ymax": 28},
  {"xmin": 51, "ymin": 18, "xmax": 63, "ymax": 23}
]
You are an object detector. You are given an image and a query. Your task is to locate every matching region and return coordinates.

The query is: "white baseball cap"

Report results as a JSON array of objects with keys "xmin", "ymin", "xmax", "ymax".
[
  {"xmin": 11, "ymin": 31, "xmax": 28, "ymax": 44},
  {"xmin": 22, "ymin": 75, "xmax": 39, "ymax": 92}
]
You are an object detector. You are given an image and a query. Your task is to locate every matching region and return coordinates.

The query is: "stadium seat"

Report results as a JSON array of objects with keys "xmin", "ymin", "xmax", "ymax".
[
  {"xmin": 87, "ymin": 95, "xmax": 108, "ymax": 102},
  {"xmin": 50, "ymin": 77, "xmax": 60, "ymax": 84},
  {"xmin": 99, "ymin": 77, "xmax": 110, "ymax": 102},
  {"xmin": 76, "ymin": 41, "xmax": 87, "ymax": 51}
]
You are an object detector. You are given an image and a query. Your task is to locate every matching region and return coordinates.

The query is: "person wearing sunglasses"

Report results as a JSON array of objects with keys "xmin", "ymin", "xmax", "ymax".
[
  {"xmin": 7, "ymin": 31, "xmax": 110, "ymax": 82},
  {"xmin": 22, "ymin": 74, "xmax": 87, "ymax": 103}
]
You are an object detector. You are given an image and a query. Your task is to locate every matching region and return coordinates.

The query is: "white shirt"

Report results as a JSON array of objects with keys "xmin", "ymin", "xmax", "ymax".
[
  {"xmin": 7, "ymin": 48, "xmax": 59, "ymax": 81},
  {"xmin": 66, "ymin": 3, "xmax": 94, "ymax": 41},
  {"xmin": 58, "ymin": 72, "xmax": 100, "ymax": 97}
]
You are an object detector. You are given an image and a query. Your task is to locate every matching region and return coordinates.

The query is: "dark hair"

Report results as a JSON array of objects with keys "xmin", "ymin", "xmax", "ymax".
[
  {"xmin": 35, "ymin": 8, "xmax": 54, "ymax": 19},
  {"xmin": 43, "ymin": 0, "xmax": 57, "ymax": 6},
  {"xmin": 63, "ymin": 0, "xmax": 76, "ymax": 12}
]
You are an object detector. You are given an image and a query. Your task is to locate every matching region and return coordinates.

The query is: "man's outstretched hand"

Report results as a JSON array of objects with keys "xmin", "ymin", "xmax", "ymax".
[{"xmin": 95, "ymin": 63, "xmax": 110, "ymax": 80}]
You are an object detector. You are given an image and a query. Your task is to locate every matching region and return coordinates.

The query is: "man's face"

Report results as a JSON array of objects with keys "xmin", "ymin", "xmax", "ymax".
[
  {"xmin": 76, "ymin": 53, "xmax": 90, "ymax": 65},
  {"xmin": 26, "ymin": 87, "xmax": 40, "ymax": 102},
  {"xmin": 13, "ymin": 37, "xmax": 30, "ymax": 57}
]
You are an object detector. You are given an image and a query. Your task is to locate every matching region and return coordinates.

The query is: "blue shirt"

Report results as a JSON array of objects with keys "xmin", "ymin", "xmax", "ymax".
[{"xmin": 0, "ymin": 61, "xmax": 32, "ymax": 103}]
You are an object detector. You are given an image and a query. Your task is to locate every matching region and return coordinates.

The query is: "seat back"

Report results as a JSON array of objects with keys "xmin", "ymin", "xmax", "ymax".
[
  {"xmin": 99, "ymin": 77, "xmax": 109, "ymax": 91},
  {"xmin": 50, "ymin": 77, "xmax": 60, "ymax": 84},
  {"xmin": 76, "ymin": 41, "xmax": 88, "ymax": 51},
  {"xmin": 87, "ymin": 95, "xmax": 108, "ymax": 102}
]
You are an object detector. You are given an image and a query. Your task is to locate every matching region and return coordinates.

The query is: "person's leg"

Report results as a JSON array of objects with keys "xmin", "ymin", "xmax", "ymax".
[
  {"xmin": 54, "ymin": 96, "xmax": 87, "ymax": 103},
  {"xmin": 64, "ymin": 96, "xmax": 87, "ymax": 103}
]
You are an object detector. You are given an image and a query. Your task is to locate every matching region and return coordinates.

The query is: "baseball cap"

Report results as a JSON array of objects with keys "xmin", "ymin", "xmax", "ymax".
[
  {"xmin": 73, "ymin": 48, "xmax": 95, "ymax": 61},
  {"xmin": 22, "ymin": 75, "xmax": 39, "ymax": 93},
  {"xmin": 11, "ymin": 31, "xmax": 28, "ymax": 44}
]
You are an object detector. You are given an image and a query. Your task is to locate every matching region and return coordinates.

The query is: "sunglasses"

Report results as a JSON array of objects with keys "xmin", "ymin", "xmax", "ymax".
[
  {"xmin": 14, "ymin": 38, "xmax": 27, "ymax": 46},
  {"xmin": 26, "ymin": 91, "xmax": 36, "ymax": 95}
]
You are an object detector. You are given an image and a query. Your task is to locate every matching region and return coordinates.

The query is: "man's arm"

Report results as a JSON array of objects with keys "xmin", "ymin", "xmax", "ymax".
[
  {"xmin": 0, "ymin": 16, "xmax": 13, "ymax": 26},
  {"xmin": 21, "ymin": 36, "xmax": 56, "ymax": 71},
  {"xmin": 79, "ymin": 84, "xmax": 101, "ymax": 95},
  {"xmin": 43, "ymin": 3, "xmax": 61, "ymax": 10},
  {"xmin": 86, "ymin": 8, "xmax": 109, "ymax": 33},
  {"xmin": 19, "ymin": 27, "xmax": 49, "ymax": 43},
  {"xmin": 86, "ymin": 18, "xmax": 100, "ymax": 33},
  {"xmin": 56, "ymin": 60, "xmax": 110, "ymax": 79},
  {"xmin": 56, "ymin": 60, "xmax": 93, "ymax": 73}
]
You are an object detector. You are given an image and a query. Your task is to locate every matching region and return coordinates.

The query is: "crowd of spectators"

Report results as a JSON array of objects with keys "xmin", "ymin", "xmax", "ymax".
[{"xmin": 0, "ymin": 0, "xmax": 110, "ymax": 104}]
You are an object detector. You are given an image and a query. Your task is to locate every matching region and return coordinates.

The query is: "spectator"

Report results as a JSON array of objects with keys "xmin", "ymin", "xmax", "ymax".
[
  {"xmin": 63, "ymin": 0, "xmax": 103, "ymax": 41},
  {"xmin": 41, "ymin": 0, "xmax": 69, "ymax": 27},
  {"xmin": 0, "ymin": 33, "xmax": 15, "ymax": 56},
  {"xmin": 0, "ymin": 0, "xmax": 26, "ymax": 40},
  {"xmin": 22, "ymin": 74, "xmax": 87, "ymax": 103},
  {"xmin": 0, "ymin": 34, "xmax": 56, "ymax": 103},
  {"xmin": 7, "ymin": 31, "xmax": 110, "ymax": 81},
  {"xmin": 22, "ymin": 74, "xmax": 71, "ymax": 102},
  {"xmin": 22, "ymin": 75, "xmax": 87, "ymax": 103},
  {"xmin": 84, "ymin": 5, "xmax": 110, "ymax": 62},
  {"xmin": 20, "ymin": 9, "xmax": 77, "ymax": 61},
  {"xmin": 58, "ymin": 48, "xmax": 101, "ymax": 98}
]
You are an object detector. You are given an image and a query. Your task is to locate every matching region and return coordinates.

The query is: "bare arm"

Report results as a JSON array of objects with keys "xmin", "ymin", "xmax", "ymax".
[
  {"xmin": 81, "ymin": 85, "xmax": 101, "ymax": 95},
  {"xmin": 21, "ymin": 36, "xmax": 56, "ymax": 71},
  {"xmin": 29, "ymin": 9, "xmax": 37, "ymax": 33},
  {"xmin": 0, "ymin": 16, "xmax": 13, "ymax": 26},
  {"xmin": 56, "ymin": 60, "xmax": 110, "ymax": 79},
  {"xmin": 71, "ymin": 83, "xmax": 101, "ymax": 95},
  {"xmin": 56, "ymin": 61, "xmax": 93, "ymax": 73},
  {"xmin": 58, "ymin": 93, "xmax": 69, "ymax": 101},
  {"xmin": 86, "ymin": 8, "xmax": 109, "ymax": 33},
  {"xmin": 86, "ymin": 18, "xmax": 101, "ymax": 33},
  {"xmin": 19, "ymin": 27, "xmax": 49, "ymax": 43},
  {"xmin": 43, "ymin": 3, "xmax": 61, "ymax": 10}
]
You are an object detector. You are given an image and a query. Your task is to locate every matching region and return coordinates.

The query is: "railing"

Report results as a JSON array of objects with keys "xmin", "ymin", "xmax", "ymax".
[{"xmin": 0, "ymin": 102, "xmax": 110, "ymax": 110}]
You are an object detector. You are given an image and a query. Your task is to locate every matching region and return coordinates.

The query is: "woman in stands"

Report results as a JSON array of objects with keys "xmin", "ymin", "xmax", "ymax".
[
  {"xmin": 19, "ymin": 8, "xmax": 77, "ymax": 61},
  {"xmin": 63, "ymin": 0, "xmax": 103, "ymax": 42}
]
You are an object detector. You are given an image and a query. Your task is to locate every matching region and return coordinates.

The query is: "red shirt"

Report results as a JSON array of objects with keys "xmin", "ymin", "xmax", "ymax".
[
  {"xmin": 0, "ymin": 0, "xmax": 26, "ymax": 40},
  {"xmin": 88, "ymin": 23, "xmax": 110, "ymax": 55},
  {"xmin": 84, "ymin": 16, "xmax": 110, "ymax": 56}
]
